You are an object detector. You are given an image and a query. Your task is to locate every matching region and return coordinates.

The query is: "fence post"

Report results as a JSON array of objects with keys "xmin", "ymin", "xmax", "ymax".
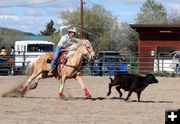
[
  {"xmin": 162, "ymin": 58, "xmax": 164, "ymax": 73},
  {"xmin": 10, "ymin": 62, "xmax": 14, "ymax": 75},
  {"xmin": 23, "ymin": 50, "xmax": 25, "ymax": 67},
  {"xmin": 157, "ymin": 53, "xmax": 160, "ymax": 73}
]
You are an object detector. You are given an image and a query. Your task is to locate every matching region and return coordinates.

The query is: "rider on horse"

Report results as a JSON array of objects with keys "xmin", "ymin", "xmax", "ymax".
[{"xmin": 50, "ymin": 26, "xmax": 77, "ymax": 74}]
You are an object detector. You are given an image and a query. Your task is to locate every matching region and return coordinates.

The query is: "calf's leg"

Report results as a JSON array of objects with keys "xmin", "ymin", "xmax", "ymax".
[
  {"xmin": 107, "ymin": 83, "xmax": 113, "ymax": 96},
  {"xmin": 115, "ymin": 85, "xmax": 122, "ymax": 98},
  {"xmin": 125, "ymin": 80, "xmax": 136, "ymax": 101},
  {"xmin": 107, "ymin": 82, "xmax": 119, "ymax": 96},
  {"xmin": 125, "ymin": 90, "xmax": 133, "ymax": 101},
  {"xmin": 137, "ymin": 91, "xmax": 142, "ymax": 102}
]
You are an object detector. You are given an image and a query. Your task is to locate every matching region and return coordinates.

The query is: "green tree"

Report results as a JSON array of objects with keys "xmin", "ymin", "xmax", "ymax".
[
  {"xmin": 136, "ymin": 0, "xmax": 168, "ymax": 24},
  {"xmin": 60, "ymin": 5, "xmax": 121, "ymax": 52},
  {"xmin": 50, "ymin": 31, "xmax": 60, "ymax": 44},
  {"xmin": 115, "ymin": 23, "xmax": 138, "ymax": 56},
  {"xmin": 40, "ymin": 20, "xmax": 56, "ymax": 36}
]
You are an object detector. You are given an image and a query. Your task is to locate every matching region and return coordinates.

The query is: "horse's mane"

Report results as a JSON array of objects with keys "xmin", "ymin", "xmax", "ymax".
[{"xmin": 66, "ymin": 38, "xmax": 89, "ymax": 59}]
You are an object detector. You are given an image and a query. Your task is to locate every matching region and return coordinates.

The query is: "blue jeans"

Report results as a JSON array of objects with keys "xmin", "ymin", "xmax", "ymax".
[{"xmin": 50, "ymin": 47, "xmax": 61, "ymax": 70}]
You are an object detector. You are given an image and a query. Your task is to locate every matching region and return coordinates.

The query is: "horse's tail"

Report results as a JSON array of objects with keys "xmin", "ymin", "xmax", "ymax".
[{"xmin": 25, "ymin": 60, "xmax": 35, "ymax": 76}]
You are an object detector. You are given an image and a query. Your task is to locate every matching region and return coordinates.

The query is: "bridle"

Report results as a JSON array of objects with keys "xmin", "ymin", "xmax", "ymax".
[{"xmin": 84, "ymin": 43, "xmax": 94, "ymax": 60}]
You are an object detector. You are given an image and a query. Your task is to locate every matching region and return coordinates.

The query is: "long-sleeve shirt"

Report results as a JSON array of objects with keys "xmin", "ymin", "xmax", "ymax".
[{"xmin": 57, "ymin": 34, "xmax": 75, "ymax": 49}]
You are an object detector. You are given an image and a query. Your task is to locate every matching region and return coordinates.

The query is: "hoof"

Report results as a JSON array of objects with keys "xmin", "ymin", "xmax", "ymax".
[
  {"xmin": 119, "ymin": 95, "xmax": 122, "ymax": 98},
  {"xmin": 85, "ymin": 95, "xmax": 92, "ymax": 99},
  {"xmin": 107, "ymin": 92, "xmax": 111, "ymax": 96},
  {"xmin": 19, "ymin": 85, "xmax": 27, "ymax": 92},
  {"xmin": 29, "ymin": 83, "xmax": 38, "ymax": 90},
  {"xmin": 58, "ymin": 93, "xmax": 65, "ymax": 98},
  {"xmin": 85, "ymin": 93, "xmax": 92, "ymax": 98},
  {"xmin": 124, "ymin": 98, "xmax": 129, "ymax": 102},
  {"xmin": 83, "ymin": 88, "xmax": 91, "ymax": 98}
]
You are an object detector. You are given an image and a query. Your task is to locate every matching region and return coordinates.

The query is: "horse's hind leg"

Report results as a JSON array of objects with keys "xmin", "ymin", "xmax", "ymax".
[
  {"xmin": 75, "ymin": 76, "xmax": 91, "ymax": 98},
  {"xmin": 29, "ymin": 74, "xmax": 43, "ymax": 90},
  {"xmin": 20, "ymin": 71, "xmax": 41, "ymax": 92}
]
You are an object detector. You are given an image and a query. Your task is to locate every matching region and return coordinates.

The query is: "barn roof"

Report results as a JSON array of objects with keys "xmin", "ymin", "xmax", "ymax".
[{"xmin": 130, "ymin": 24, "xmax": 180, "ymax": 33}]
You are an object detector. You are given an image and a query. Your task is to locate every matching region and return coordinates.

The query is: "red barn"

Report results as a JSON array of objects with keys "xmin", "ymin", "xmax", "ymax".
[{"xmin": 130, "ymin": 24, "xmax": 180, "ymax": 72}]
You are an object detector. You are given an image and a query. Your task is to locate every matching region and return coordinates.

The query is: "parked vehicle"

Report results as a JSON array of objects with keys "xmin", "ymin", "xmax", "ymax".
[
  {"xmin": 14, "ymin": 40, "xmax": 54, "ymax": 70},
  {"xmin": 91, "ymin": 51, "xmax": 127, "ymax": 76},
  {"xmin": 170, "ymin": 51, "xmax": 180, "ymax": 72},
  {"xmin": 154, "ymin": 51, "xmax": 180, "ymax": 73},
  {"xmin": 0, "ymin": 56, "xmax": 11, "ymax": 75}
]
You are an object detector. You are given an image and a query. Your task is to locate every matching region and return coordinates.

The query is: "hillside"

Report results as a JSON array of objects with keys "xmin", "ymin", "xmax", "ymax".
[
  {"xmin": 0, "ymin": 27, "xmax": 37, "ymax": 49},
  {"xmin": 0, "ymin": 27, "xmax": 36, "ymax": 36}
]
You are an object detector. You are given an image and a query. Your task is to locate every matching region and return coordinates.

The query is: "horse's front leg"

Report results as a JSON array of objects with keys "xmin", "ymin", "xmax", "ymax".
[
  {"xmin": 75, "ymin": 76, "xmax": 91, "ymax": 98},
  {"xmin": 58, "ymin": 75, "xmax": 66, "ymax": 97}
]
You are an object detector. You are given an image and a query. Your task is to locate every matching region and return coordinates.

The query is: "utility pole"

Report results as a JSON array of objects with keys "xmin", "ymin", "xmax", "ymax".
[{"xmin": 80, "ymin": 0, "xmax": 83, "ymax": 39}]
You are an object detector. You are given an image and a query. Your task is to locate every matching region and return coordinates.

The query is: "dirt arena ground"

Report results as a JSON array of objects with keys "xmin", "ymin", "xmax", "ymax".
[{"xmin": 0, "ymin": 76, "xmax": 180, "ymax": 124}]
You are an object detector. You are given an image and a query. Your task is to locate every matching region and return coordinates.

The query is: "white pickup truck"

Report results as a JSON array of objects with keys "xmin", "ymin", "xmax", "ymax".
[
  {"xmin": 14, "ymin": 40, "xmax": 54, "ymax": 69},
  {"xmin": 154, "ymin": 51, "xmax": 180, "ymax": 73}
]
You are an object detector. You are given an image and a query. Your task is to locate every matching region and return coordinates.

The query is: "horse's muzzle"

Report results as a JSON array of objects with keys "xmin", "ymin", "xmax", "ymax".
[{"xmin": 91, "ymin": 54, "xmax": 96, "ymax": 61}]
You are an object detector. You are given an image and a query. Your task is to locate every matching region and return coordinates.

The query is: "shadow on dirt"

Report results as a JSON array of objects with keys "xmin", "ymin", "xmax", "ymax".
[{"xmin": 1, "ymin": 95, "xmax": 174, "ymax": 103}]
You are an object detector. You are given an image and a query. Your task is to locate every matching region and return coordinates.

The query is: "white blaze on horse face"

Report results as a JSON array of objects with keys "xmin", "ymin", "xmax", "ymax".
[
  {"xmin": 89, "ymin": 43, "xmax": 95, "ymax": 60},
  {"xmin": 88, "ymin": 42, "xmax": 95, "ymax": 60},
  {"xmin": 84, "ymin": 40, "xmax": 95, "ymax": 60}
]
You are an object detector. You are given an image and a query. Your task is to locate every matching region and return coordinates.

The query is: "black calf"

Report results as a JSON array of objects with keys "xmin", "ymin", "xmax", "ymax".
[{"xmin": 107, "ymin": 73, "xmax": 158, "ymax": 102}]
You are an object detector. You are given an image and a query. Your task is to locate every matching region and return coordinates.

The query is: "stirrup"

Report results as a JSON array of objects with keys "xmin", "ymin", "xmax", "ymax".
[{"xmin": 48, "ymin": 69, "xmax": 55, "ymax": 75}]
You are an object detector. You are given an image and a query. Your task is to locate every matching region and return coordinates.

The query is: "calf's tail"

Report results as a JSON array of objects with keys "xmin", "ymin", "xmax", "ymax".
[{"xmin": 109, "ymin": 77, "xmax": 114, "ymax": 82}]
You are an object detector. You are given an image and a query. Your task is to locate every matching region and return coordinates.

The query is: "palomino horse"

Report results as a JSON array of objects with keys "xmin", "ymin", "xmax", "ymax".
[{"xmin": 19, "ymin": 38, "xmax": 95, "ymax": 98}]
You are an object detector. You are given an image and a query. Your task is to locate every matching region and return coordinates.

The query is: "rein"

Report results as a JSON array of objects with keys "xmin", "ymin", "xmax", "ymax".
[{"xmin": 85, "ymin": 43, "xmax": 94, "ymax": 56}]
